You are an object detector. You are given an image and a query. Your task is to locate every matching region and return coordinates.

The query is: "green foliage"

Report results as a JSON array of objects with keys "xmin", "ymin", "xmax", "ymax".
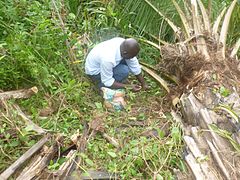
[
  {"xmin": 117, "ymin": 0, "xmax": 240, "ymax": 48},
  {"xmin": 0, "ymin": 0, "xmax": 72, "ymax": 90},
  {"xmin": 0, "ymin": 111, "xmax": 39, "ymax": 171},
  {"xmin": 66, "ymin": 0, "xmax": 121, "ymax": 41},
  {"xmin": 86, "ymin": 120, "xmax": 184, "ymax": 179},
  {"xmin": 219, "ymin": 86, "xmax": 231, "ymax": 97},
  {"xmin": 117, "ymin": 0, "xmax": 179, "ymax": 42}
]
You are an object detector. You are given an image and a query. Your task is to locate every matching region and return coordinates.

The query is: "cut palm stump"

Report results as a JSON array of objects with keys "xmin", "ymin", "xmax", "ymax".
[{"xmin": 140, "ymin": 0, "xmax": 240, "ymax": 179}]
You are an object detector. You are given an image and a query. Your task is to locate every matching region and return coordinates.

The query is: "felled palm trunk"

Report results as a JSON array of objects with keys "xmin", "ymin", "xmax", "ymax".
[{"xmin": 155, "ymin": 0, "xmax": 240, "ymax": 179}]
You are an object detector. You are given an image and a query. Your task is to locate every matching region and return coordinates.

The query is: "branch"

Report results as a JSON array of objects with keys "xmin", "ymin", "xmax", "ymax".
[
  {"xmin": 0, "ymin": 135, "xmax": 50, "ymax": 179},
  {"xmin": 13, "ymin": 104, "xmax": 46, "ymax": 135},
  {"xmin": 0, "ymin": 86, "xmax": 38, "ymax": 100}
]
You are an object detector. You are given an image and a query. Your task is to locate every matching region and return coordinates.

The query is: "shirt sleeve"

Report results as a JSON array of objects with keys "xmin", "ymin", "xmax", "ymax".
[
  {"xmin": 126, "ymin": 57, "xmax": 141, "ymax": 75},
  {"xmin": 100, "ymin": 61, "xmax": 115, "ymax": 87}
]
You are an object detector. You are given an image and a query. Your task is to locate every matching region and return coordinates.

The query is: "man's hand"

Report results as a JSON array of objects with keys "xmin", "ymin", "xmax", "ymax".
[
  {"xmin": 135, "ymin": 73, "xmax": 149, "ymax": 91},
  {"xmin": 131, "ymin": 84, "xmax": 142, "ymax": 92},
  {"xmin": 141, "ymin": 84, "xmax": 150, "ymax": 91}
]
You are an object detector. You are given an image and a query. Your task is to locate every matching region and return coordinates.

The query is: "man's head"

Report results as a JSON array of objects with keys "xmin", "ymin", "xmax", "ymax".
[{"xmin": 120, "ymin": 38, "xmax": 140, "ymax": 59}]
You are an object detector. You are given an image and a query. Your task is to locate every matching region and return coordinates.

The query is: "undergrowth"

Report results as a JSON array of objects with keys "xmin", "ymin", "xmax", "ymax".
[{"xmin": 0, "ymin": 0, "xmax": 185, "ymax": 179}]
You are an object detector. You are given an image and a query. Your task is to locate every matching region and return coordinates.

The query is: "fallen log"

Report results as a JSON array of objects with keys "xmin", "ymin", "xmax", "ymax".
[
  {"xmin": 0, "ymin": 87, "xmax": 38, "ymax": 100},
  {"xmin": 206, "ymin": 140, "xmax": 232, "ymax": 180},
  {"xmin": 184, "ymin": 153, "xmax": 205, "ymax": 180},
  {"xmin": 184, "ymin": 135, "xmax": 218, "ymax": 179},
  {"xmin": 13, "ymin": 104, "xmax": 46, "ymax": 135},
  {"xmin": 52, "ymin": 150, "xmax": 78, "ymax": 179},
  {"xmin": 63, "ymin": 123, "xmax": 90, "ymax": 178},
  {"xmin": 180, "ymin": 92, "xmax": 240, "ymax": 179},
  {"xmin": 0, "ymin": 135, "xmax": 50, "ymax": 180},
  {"xmin": 16, "ymin": 135, "xmax": 63, "ymax": 180}
]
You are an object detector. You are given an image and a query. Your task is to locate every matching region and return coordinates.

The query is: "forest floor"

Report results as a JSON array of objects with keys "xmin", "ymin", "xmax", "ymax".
[{"xmin": 0, "ymin": 74, "xmax": 185, "ymax": 179}]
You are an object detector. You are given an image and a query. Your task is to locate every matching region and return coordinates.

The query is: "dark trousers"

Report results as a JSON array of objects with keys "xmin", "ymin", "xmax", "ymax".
[{"xmin": 89, "ymin": 60, "xmax": 129, "ymax": 88}]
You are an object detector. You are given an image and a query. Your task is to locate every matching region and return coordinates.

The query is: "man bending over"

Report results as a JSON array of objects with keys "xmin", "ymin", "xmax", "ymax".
[{"xmin": 85, "ymin": 37, "xmax": 148, "ymax": 92}]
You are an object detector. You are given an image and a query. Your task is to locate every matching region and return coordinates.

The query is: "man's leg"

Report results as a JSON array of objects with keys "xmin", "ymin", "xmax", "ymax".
[
  {"xmin": 89, "ymin": 63, "xmax": 129, "ymax": 89},
  {"xmin": 113, "ymin": 64, "xmax": 129, "ymax": 82}
]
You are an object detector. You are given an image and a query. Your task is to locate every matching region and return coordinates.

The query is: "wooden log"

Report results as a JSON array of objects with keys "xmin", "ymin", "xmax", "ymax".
[
  {"xmin": 102, "ymin": 133, "xmax": 119, "ymax": 148},
  {"xmin": 13, "ymin": 104, "xmax": 46, "ymax": 135},
  {"xmin": 181, "ymin": 92, "xmax": 239, "ymax": 179},
  {"xmin": 0, "ymin": 135, "xmax": 49, "ymax": 180},
  {"xmin": 200, "ymin": 108, "xmax": 232, "ymax": 151},
  {"xmin": 190, "ymin": 126, "xmax": 208, "ymax": 150},
  {"xmin": 16, "ymin": 135, "xmax": 63, "ymax": 180},
  {"xmin": 180, "ymin": 93, "xmax": 204, "ymax": 125},
  {"xmin": 184, "ymin": 153, "xmax": 205, "ymax": 180},
  {"xmin": 64, "ymin": 123, "xmax": 89, "ymax": 177},
  {"xmin": 206, "ymin": 140, "xmax": 231, "ymax": 180},
  {"xmin": 52, "ymin": 150, "xmax": 77, "ymax": 179},
  {"xmin": 184, "ymin": 136, "xmax": 218, "ymax": 179},
  {"xmin": 0, "ymin": 87, "xmax": 38, "ymax": 100}
]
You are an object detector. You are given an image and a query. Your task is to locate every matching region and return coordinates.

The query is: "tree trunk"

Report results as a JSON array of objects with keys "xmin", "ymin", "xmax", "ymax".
[{"xmin": 158, "ymin": 1, "xmax": 240, "ymax": 179}]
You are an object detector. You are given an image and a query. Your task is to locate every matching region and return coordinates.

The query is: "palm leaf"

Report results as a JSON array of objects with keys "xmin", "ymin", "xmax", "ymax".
[
  {"xmin": 219, "ymin": 0, "xmax": 238, "ymax": 59},
  {"xmin": 230, "ymin": 37, "xmax": 240, "ymax": 58},
  {"xmin": 197, "ymin": 0, "xmax": 211, "ymax": 32},
  {"xmin": 141, "ymin": 65, "xmax": 170, "ymax": 93},
  {"xmin": 143, "ymin": 0, "xmax": 180, "ymax": 38},
  {"xmin": 172, "ymin": 0, "xmax": 196, "ymax": 54},
  {"xmin": 191, "ymin": 0, "xmax": 210, "ymax": 59},
  {"xmin": 120, "ymin": 0, "xmax": 179, "ymax": 42},
  {"xmin": 171, "ymin": 0, "xmax": 191, "ymax": 39},
  {"xmin": 212, "ymin": 7, "xmax": 227, "ymax": 40}
]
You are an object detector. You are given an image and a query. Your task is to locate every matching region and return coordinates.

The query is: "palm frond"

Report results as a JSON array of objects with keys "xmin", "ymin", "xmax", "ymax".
[
  {"xmin": 212, "ymin": 7, "xmax": 227, "ymax": 40},
  {"xmin": 172, "ymin": 0, "xmax": 191, "ymax": 38},
  {"xmin": 120, "ymin": 0, "xmax": 179, "ymax": 42},
  {"xmin": 141, "ymin": 65, "xmax": 170, "ymax": 93},
  {"xmin": 230, "ymin": 37, "xmax": 240, "ymax": 58},
  {"xmin": 219, "ymin": 0, "xmax": 238, "ymax": 59},
  {"xmin": 191, "ymin": 0, "xmax": 210, "ymax": 59},
  {"xmin": 143, "ymin": 0, "xmax": 180, "ymax": 37},
  {"xmin": 197, "ymin": 0, "xmax": 211, "ymax": 32}
]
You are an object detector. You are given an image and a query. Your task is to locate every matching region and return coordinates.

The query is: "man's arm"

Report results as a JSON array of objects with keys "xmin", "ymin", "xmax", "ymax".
[
  {"xmin": 111, "ymin": 81, "xmax": 141, "ymax": 92},
  {"xmin": 135, "ymin": 73, "xmax": 149, "ymax": 90},
  {"xmin": 125, "ymin": 58, "xmax": 149, "ymax": 90},
  {"xmin": 110, "ymin": 81, "xmax": 126, "ymax": 89}
]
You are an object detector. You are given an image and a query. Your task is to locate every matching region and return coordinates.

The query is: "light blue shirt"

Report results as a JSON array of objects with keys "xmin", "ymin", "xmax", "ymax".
[{"xmin": 85, "ymin": 37, "xmax": 141, "ymax": 87}]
